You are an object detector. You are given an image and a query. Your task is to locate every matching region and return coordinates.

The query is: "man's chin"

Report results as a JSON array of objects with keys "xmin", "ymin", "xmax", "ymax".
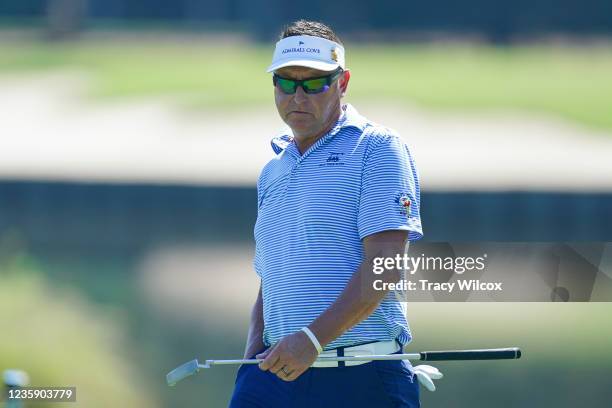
[{"xmin": 286, "ymin": 118, "xmax": 316, "ymax": 131}]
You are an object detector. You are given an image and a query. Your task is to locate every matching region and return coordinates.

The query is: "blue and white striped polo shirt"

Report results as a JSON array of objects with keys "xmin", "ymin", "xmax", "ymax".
[{"xmin": 254, "ymin": 103, "xmax": 422, "ymax": 350}]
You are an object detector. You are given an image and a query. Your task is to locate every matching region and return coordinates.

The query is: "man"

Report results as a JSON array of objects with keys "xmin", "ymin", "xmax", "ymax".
[{"xmin": 230, "ymin": 20, "xmax": 422, "ymax": 407}]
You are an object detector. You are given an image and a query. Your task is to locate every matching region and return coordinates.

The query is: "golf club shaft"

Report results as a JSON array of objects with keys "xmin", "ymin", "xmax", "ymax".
[
  {"xmin": 204, "ymin": 354, "xmax": 420, "ymax": 366},
  {"xmin": 203, "ymin": 347, "xmax": 521, "ymax": 367}
]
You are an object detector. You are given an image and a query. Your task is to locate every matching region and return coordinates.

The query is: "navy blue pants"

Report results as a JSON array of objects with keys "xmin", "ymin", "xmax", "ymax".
[{"xmin": 229, "ymin": 349, "xmax": 420, "ymax": 408}]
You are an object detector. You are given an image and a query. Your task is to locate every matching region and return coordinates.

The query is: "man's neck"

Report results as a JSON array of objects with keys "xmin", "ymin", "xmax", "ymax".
[{"xmin": 293, "ymin": 107, "xmax": 343, "ymax": 155}]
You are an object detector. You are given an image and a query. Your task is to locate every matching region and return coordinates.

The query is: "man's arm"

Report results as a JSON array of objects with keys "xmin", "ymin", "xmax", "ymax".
[
  {"xmin": 258, "ymin": 230, "xmax": 407, "ymax": 380},
  {"xmin": 309, "ymin": 230, "xmax": 407, "ymax": 346},
  {"xmin": 243, "ymin": 283, "xmax": 265, "ymax": 359}
]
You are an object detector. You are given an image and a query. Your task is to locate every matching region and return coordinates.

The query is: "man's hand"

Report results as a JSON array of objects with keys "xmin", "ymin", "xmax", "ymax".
[{"xmin": 256, "ymin": 330, "xmax": 319, "ymax": 381}]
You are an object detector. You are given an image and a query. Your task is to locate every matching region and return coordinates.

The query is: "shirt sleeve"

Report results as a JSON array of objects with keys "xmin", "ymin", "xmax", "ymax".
[{"xmin": 357, "ymin": 134, "xmax": 423, "ymax": 241}]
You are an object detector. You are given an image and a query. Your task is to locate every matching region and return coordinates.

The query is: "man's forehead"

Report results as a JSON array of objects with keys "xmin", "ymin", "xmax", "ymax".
[{"xmin": 275, "ymin": 66, "xmax": 332, "ymax": 78}]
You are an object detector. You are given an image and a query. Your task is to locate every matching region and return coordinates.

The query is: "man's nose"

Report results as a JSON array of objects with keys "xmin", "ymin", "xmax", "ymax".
[{"xmin": 293, "ymin": 85, "xmax": 308, "ymax": 103}]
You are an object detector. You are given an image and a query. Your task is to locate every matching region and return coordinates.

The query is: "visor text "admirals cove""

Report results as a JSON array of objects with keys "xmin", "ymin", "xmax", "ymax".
[{"xmin": 282, "ymin": 48, "xmax": 321, "ymax": 54}]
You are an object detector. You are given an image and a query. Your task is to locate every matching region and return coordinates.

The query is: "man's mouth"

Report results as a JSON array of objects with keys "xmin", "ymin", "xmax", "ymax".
[{"xmin": 288, "ymin": 110, "xmax": 310, "ymax": 116}]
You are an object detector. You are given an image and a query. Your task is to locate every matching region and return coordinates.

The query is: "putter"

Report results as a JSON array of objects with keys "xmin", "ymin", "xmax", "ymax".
[{"xmin": 167, "ymin": 347, "xmax": 521, "ymax": 386}]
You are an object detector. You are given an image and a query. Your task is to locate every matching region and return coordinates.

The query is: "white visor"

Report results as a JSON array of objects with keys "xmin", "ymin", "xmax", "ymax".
[{"xmin": 267, "ymin": 35, "xmax": 345, "ymax": 73}]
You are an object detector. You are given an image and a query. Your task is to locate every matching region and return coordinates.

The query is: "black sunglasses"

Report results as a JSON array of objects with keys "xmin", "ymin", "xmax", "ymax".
[{"xmin": 273, "ymin": 69, "xmax": 344, "ymax": 95}]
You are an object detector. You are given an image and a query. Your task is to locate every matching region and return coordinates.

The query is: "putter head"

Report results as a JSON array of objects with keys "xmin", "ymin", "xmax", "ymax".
[{"xmin": 167, "ymin": 359, "xmax": 208, "ymax": 386}]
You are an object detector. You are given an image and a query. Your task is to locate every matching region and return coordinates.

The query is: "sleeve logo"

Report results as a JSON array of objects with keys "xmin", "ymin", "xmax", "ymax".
[{"xmin": 394, "ymin": 192, "xmax": 412, "ymax": 217}]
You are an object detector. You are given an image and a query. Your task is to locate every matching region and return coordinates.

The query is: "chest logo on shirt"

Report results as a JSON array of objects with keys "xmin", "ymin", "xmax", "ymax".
[
  {"xmin": 394, "ymin": 193, "xmax": 412, "ymax": 217},
  {"xmin": 320, "ymin": 152, "xmax": 345, "ymax": 166}
]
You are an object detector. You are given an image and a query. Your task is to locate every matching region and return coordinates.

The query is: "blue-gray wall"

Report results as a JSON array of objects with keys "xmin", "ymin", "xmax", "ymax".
[
  {"xmin": 1, "ymin": 181, "xmax": 611, "ymax": 254},
  {"xmin": 2, "ymin": 0, "xmax": 612, "ymax": 41}
]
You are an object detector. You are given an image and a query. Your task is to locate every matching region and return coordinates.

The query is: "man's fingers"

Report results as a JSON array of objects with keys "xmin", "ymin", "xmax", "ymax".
[
  {"xmin": 276, "ymin": 365, "xmax": 297, "ymax": 381},
  {"xmin": 281, "ymin": 367, "xmax": 305, "ymax": 382},
  {"xmin": 268, "ymin": 356, "xmax": 288, "ymax": 374},
  {"xmin": 255, "ymin": 348, "xmax": 271, "ymax": 360},
  {"xmin": 275, "ymin": 366, "xmax": 295, "ymax": 380},
  {"xmin": 258, "ymin": 347, "xmax": 280, "ymax": 371}
]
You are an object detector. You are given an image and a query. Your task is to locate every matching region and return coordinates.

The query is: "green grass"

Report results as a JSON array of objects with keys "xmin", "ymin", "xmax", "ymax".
[
  {"xmin": 1, "ymin": 39, "xmax": 612, "ymax": 129},
  {"xmin": 351, "ymin": 45, "xmax": 612, "ymax": 131}
]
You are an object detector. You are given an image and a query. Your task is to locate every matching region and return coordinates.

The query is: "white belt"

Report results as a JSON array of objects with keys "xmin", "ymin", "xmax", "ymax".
[{"xmin": 312, "ymin": 340, "xmax": 401, "ymax": 368}]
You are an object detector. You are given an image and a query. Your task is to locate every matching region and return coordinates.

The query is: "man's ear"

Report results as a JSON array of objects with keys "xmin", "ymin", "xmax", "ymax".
[{"xmin": 339, "ymin": 70, "xmax": 351, "ymax": 97}]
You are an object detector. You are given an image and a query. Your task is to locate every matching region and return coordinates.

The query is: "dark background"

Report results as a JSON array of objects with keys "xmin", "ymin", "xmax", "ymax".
[
  {"xmin": 2, "ymin": 0, "xmax": 612, "ymax": 41},
  {"xmin": 2, "ymin": 181, "xmax": 612, "ymax": 250}
]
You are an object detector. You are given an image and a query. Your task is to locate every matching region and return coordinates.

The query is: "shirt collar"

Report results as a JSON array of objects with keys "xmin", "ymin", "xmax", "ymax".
[{"xmin": 270, "ymin": 103, "xmax": 368, "ymax": 155}]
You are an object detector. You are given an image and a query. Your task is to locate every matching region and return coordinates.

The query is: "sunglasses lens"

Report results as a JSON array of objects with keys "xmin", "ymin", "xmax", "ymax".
[
  {"xmin": 303, "ymin": 77, "xmax": 328, "ymax": 94},
  {"xmin": 276, "ymin": 77, "xmax": 297, "ymax": 94},
  {"xmin": 274, "ymin": 70, "xmax": 341, "ymax": 95}
]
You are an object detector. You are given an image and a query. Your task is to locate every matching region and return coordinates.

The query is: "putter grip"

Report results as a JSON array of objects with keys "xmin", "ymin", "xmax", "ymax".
[{"xmin": 420, "ymin": 347, "xmax": 521, "ymax": 361}]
